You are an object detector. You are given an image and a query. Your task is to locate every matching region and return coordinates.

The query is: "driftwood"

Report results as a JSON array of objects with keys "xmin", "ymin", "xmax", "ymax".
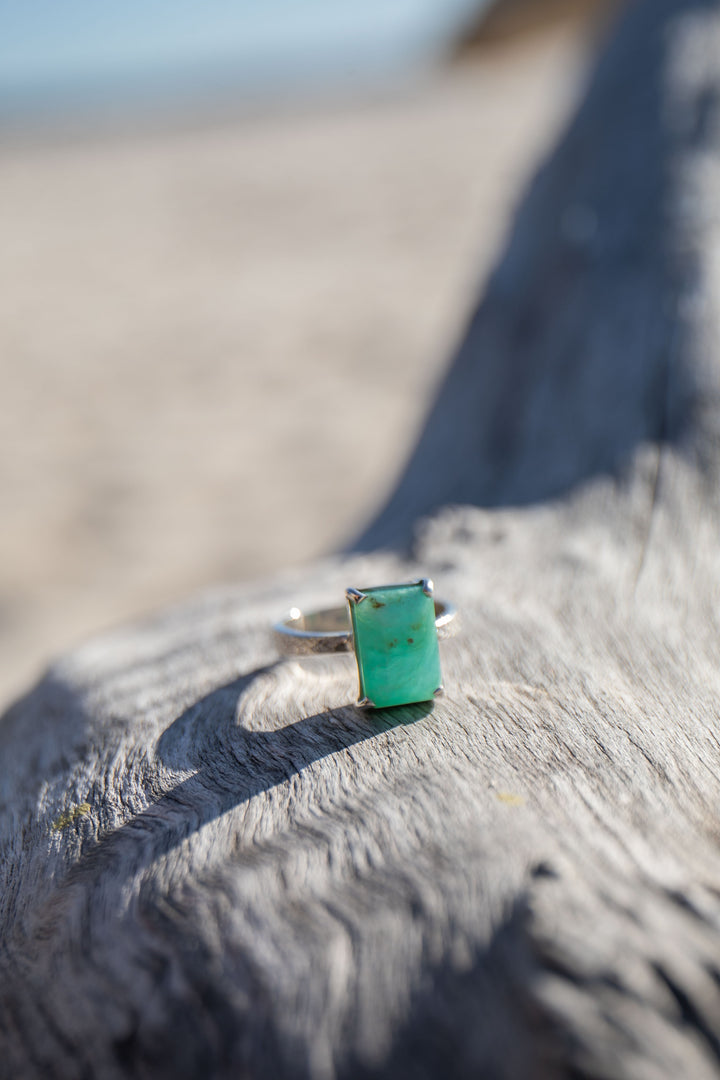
[{"xmin": 4, "ymin": 0, "xmax": 720, "ymax": 1075}]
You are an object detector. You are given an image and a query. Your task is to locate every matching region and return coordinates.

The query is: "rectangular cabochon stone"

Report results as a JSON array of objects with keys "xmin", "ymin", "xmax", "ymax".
[{"xmin": 348, "ymin": 582, "xmax": 442, "ymax": 708}]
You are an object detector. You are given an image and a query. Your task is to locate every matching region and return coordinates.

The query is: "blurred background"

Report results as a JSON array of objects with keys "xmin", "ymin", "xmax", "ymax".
[{"xmin": 0, "ymin": 0, "xmax": 616, "ymax": 710}]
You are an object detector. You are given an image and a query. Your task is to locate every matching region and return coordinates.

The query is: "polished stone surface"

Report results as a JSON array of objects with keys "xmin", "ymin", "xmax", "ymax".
[{"xmin": 348, "ymin": 581, "xmax": 442, "ymax": 707}]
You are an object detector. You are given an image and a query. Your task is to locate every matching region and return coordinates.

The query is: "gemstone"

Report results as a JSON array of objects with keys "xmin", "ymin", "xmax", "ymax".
[{"xmin": 347, "ymin": 581, "xmax": 442, "ymax": 708}]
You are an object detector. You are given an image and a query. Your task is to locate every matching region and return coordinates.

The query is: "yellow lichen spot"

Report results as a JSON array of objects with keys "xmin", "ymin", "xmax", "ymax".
[
  {"xmin": 52, "ymin": 803, "xmax": 91, "ymax": 832},
  {"xmin": 495, "ymin": 791, "xmax": 525, "ymax": 807}
]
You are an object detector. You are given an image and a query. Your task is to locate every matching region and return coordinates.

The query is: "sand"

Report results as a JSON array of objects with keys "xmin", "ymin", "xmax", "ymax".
[{"xmin": 0, "ymin": 12, "xmax": 606, "ymax": 710}]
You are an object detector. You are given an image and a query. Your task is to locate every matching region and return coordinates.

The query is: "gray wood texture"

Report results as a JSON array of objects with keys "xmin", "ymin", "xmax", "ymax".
[{"xmin": 4, "ymin": 0, "xmax": 720, "ymax": 1076}]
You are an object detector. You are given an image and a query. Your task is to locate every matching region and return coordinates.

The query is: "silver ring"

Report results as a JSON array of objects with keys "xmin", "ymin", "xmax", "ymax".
[{"xmin": 273, "ymin": 579, "xmax": 456, "ymax": 708}]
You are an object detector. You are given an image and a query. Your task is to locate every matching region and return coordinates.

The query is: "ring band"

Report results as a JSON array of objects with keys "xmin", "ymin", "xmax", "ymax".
[
  {"xmin": 273, "ymin": 599, "xmax": 456, "ymax": 655},
  {"xmin": 274, "ymin": 579, "xmax": 456, "ymax": 708}
]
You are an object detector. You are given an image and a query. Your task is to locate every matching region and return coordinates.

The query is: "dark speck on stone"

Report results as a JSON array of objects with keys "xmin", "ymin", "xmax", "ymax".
[
  {"xmin": 407, "ymin": 638, "xmax": 414, "ymax": 644},
  {"xmin": 531, "ymin": 861, "xmax": 559, "ymax": 880}
]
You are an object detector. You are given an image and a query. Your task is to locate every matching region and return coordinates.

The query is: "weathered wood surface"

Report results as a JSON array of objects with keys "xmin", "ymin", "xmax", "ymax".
[{"xmin": 4, "ymin": 0, "xmax": 720, "ymax": 1076}]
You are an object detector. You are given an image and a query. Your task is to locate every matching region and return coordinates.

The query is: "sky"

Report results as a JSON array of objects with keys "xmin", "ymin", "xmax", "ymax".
[{"xmin": 0, "ymin": 0, "xmax": 489, "ymax": 117}]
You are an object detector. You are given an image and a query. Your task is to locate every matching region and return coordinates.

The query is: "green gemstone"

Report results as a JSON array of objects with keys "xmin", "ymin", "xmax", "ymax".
[{"xmin": 348, "ymin": 581, "xmax": 442, "ymax": 708}]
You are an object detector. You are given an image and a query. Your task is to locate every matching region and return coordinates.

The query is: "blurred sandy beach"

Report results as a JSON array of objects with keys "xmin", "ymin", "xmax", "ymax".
[{"xmin": 0, "ymin": 3, "xmax": 611, "ymax": 709}]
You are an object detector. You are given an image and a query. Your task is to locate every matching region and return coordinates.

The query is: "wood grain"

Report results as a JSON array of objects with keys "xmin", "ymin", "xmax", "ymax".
[{"xmin": 4, "ymin": 0, "xmax": 720, "ymax": 1076}]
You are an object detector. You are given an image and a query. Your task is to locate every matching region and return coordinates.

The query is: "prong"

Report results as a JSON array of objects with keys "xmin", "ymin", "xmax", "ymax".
[
  {"xmin": 421, "ymin": 578, "xmax": 434, "ymax": 597},
  {"xmin": 357, "ymin": 697, "xmax": 376, "ymax": 709},
  {"xmin": 433, "ymin": 686, "xmax": 444, "ymax": 698},
  {"xmin": 346, "ymin": 587, "xmax": 367, "ymax": 604}
]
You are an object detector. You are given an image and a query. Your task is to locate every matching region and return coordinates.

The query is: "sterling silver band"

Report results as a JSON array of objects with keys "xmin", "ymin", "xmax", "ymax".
[{"xmin": 273, "ymin": 597, "xmax": 456, "ymax": 657}]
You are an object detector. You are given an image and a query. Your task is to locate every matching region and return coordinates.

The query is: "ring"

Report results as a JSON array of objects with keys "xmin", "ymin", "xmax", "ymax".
[{"xmin": 273, "ymin": 579, "xmax": 456, "ymax": 709}]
